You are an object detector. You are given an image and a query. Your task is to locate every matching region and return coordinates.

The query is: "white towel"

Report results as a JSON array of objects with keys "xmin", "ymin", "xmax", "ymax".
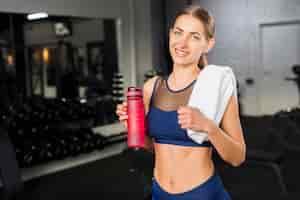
[{"xmin": 187, "ymin": 65, "xmax": 238, "ymax": 144}]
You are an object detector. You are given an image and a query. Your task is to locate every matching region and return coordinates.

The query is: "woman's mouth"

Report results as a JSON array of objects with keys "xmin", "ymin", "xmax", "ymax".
[{"xmin": 174, "ymin": 48, "xmax": 189, "ymax": 57}]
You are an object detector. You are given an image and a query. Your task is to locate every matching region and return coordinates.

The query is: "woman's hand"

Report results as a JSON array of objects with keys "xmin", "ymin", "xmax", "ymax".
[
  {"xmin": 115, "ymin": 101, "xmax": 128, "ymax": 128},
  {"xmin": 177, "ymin": 106, "xmax": 215, "ymax": 133}
]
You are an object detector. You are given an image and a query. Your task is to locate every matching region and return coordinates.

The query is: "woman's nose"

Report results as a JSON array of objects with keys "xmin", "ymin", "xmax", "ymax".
[{"xmin": 177, "ymin": 35, "xmax": 189, "ymax": 47}]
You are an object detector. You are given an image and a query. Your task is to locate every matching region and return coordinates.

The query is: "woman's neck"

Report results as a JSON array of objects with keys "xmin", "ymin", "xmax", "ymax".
[
  {"xmin": 171, "ymin": 64, "xmax": 201, "ymax": 81},
  {"xmin": 168, "ymin": 64, "xmax": 201, "ymax": 89}
]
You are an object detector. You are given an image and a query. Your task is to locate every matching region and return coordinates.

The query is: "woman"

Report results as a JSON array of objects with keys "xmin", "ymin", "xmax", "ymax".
[{"xmin": 116, "ymin": 5, "xmax": 246, "ymax": 200}]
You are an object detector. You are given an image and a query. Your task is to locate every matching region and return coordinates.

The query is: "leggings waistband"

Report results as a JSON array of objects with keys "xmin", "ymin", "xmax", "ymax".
[{"xmin": 151, "ymin": 171, "xmax": 231, "ymax": 200}]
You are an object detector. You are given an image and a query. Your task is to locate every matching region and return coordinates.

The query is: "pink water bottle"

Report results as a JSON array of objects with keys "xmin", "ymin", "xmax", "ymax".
[{"xmin": 126, "ymin": 87, "xmax": 145, "ymax": 149}]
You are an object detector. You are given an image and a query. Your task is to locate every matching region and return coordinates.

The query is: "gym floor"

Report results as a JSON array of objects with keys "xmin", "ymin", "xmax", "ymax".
[{"xmin": 24, "ymin": 152, "xmax": 151, "ymax": 200}]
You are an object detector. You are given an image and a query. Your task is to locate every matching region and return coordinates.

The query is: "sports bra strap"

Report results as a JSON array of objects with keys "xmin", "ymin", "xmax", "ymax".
[{"xmin": 149, "ymin": 76, "xmax": 161, "ymax": 106}]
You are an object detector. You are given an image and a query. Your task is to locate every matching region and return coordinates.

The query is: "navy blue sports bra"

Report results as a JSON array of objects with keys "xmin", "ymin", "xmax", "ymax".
[{"xmin": 146, "ymin": 76, "xmax": 211, "ymax": 147}]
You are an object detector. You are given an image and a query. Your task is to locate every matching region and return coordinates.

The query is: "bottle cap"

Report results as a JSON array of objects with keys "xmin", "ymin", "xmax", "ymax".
[{"xmin": 127, "ymin": 87, "xmax": 142, "ymax": 97}]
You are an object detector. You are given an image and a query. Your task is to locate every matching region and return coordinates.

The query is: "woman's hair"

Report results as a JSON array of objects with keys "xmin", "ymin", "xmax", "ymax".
[{"xmin": 171, "ymin": 5, "xmax": 215, "ymax": 69}]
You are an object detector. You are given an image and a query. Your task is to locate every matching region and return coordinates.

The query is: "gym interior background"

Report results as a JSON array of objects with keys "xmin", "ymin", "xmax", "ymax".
[{"xmin": 0, "ymin": 0, "xmax": 300, "ymax": 199}]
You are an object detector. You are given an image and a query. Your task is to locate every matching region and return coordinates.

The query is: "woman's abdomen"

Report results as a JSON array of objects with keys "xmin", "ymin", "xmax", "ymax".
[{"xmin": 153, "ymin": 143, "xmax": 214, "ymax": 194}]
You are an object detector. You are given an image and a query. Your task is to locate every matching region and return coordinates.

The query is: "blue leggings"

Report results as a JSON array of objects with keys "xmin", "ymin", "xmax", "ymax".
[{"xmin": 152, "ymin": 172, "xmax": 231, "ymax": 200}]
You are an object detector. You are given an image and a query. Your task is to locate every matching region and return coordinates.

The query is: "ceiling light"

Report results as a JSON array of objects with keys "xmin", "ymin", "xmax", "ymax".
[{"xmin": 27, "ymin": 12, "xmax": 48, "ymax": 20}]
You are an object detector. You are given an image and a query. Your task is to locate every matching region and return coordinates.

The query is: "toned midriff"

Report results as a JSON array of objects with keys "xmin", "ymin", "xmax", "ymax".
[{"xmin": 153, "ymin": 142, "xmax": 214, "ymax": 194}]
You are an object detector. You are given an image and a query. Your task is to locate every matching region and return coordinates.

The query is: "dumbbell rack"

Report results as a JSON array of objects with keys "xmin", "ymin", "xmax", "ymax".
[{"xmin": 0, "ymin": 122, "xmax": 127, "ymax": 188}]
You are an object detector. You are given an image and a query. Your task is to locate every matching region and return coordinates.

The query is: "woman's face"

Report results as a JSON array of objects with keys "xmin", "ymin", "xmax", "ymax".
[{"xmin": 169, "ymin": 14, "xmax": 214, "ymax": 66}]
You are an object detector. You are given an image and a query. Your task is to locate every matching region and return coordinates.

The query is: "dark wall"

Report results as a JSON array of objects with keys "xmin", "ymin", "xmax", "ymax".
[{"xmin": 192, "ymin": 0, "xmax": 300, "ymax": 115}]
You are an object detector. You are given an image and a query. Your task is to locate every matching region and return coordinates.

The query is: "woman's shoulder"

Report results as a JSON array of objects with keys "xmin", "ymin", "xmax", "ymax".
[{"xmin": 143, "ymin": 75, "xmax": 161, "ymax": 96}]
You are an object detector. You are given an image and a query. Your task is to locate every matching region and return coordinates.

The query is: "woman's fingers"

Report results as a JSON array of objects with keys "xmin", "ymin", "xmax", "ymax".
[
  {"xmin": 119, "ymin": 115, "xmax": 128, "ymax": 121},
  {"xmin": 116, "ymin": 103, "xmax": 127, "ymax": 115},
  {"xmin": 178, "ymin": 114, "xmax": 192, "ymax": 129},
  {"xmin": 115, "ymin": 102, "xmax": 128, "ymax": 129},
  {"xmin": 116, "ymin": 109, "xmax": 126, "ymax": 116},
  {"xmin": 116, "ymin": 104, "xmax": 126, "ymax": 112}
]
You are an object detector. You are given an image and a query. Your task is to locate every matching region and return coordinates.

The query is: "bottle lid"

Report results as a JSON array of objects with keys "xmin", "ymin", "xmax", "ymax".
[{"xmin": 127, "ymin": 87, "xmax": 142, "ymax": 97}]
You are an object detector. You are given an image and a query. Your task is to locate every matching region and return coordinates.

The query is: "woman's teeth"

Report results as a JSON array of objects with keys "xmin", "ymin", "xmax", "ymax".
[{"xmin": 175, "ymin": 48, "xmax": 188, "ymax": 56}]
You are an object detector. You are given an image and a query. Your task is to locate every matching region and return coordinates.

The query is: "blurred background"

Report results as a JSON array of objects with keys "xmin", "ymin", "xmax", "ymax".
[{"xmin": 0, "ymin": 0, "xmax": 300, "ymax": 199}]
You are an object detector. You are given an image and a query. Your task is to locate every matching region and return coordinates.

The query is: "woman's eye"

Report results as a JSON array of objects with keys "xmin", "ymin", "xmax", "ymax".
[
  {"xmin": 174, "ymin": 31, "xmax": 182, "ymax": 36},
  {"xmin": 192, "ymin": 35, "xmax": 201, "ymax": 40}
]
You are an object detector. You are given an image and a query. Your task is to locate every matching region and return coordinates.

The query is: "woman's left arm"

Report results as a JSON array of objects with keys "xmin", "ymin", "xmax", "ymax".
[
  {"xmin": 178, "ymin": 95, "xmax": 246, "ymax": 167},
  {"xmin": 206, "ymin": 95, "xmax": 246, "ymax": 166}
]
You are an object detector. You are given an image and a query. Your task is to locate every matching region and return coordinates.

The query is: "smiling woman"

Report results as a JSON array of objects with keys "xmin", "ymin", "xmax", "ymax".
[
  {"xmin": 116, "ymin": 4, "xmax": 245, "ymax": 200},
  {"xmin": 169, "ymin": 7, "xmax": 215, "ymax": 71}
]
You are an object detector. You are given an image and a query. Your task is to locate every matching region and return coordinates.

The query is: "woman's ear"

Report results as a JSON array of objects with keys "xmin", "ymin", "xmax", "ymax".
[{"xmin": 206, "ymin": 38, "xmax": 216, "ymax": 53}]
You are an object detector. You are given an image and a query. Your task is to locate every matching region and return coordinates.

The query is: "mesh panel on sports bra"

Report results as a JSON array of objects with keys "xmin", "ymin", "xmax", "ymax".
[{"xmin": 152, "ymin": 76, "xmax": 196, "ymax": 111}]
